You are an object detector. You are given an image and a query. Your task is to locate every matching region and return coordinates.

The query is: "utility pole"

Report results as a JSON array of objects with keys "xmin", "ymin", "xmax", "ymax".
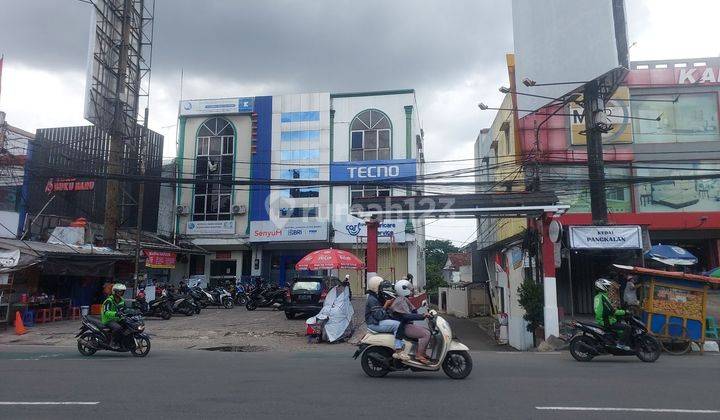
[
  {"xmin": 133, "ymin": 106, "xmax": 149, "ymax": 293},
  {"xmin": 583, "ymin": 80, "xmax": 609, "ymax": 225},
  {"xmin": 103, "ymin": 0, "xmax": 133, "ymax": 248}
]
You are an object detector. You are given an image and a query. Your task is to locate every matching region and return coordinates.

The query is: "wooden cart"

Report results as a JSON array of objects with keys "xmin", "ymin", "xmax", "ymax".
[{"xmin": 614, "ymin": 265, "xmax": 718, "ymax": 354}]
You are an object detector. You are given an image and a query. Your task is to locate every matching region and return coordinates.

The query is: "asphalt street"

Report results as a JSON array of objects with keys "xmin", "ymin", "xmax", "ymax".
[{"xmin": 1, "ymin": 345, "xmax": 718, "ymax": 420}]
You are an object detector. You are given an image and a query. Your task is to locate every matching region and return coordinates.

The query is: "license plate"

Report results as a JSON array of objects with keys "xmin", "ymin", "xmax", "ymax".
[{"xmin": 297, "ymin": 295, "xmax": 311, "ymax": 301}]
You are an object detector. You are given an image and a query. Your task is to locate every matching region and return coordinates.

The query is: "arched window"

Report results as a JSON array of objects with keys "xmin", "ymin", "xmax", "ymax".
[
  {"xmin": 193, "ymin": 117, "xmax": 234, "ymax": 221},
  {"xmin": 350, "ymin": 109, "xmax": 391, "ymax": 161}
]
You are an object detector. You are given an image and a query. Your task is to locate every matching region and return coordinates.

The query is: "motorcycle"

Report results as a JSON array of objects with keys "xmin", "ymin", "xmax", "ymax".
[
  {"xmin": 133, "ymin": 290, "xmax": 173, "ymax": 320},
  {"xmin": 568, "ymin": 314, "xmax": 662, "ymax": 363},
  {"xmin": 353, "ymin": 309, "xmax": 473, "ymax": 379},
  {"xmin": 209, "ymin": 287, "xmax": 234, "ymax": 309},
  {"xmin": 189, "ymin": 286, "xmax": 211, "ymax": 309},
  {"xmin": 245, "ymin": 282, "xmax": 286, "ymax": 311},
  {"xmin": 75, "ymin": 308, "xmax": 151, "ymax": 357},
  {"xmin": 167, "ymin": 292, "xmax": 197, "ymax": 316},
  {"xmin": 232, "ymin": 282, "xmax": 252, "ymax": 306}
]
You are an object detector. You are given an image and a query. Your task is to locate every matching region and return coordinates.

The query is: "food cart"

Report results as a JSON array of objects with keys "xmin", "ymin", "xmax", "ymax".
[{"xmin": 615, "ymin": 264, "xmax": 719, "ymax": 354}]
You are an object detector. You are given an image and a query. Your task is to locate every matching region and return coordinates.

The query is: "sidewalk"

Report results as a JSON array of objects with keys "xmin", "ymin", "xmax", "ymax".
[{"xmin": 445, "ymin": 315, "xmax": 515, "ymax": 352}]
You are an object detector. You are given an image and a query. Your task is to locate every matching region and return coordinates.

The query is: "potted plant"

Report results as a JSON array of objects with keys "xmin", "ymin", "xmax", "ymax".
[{"xmin": 517, "ymin": 278, "xmax": 544, "ymax": 347}]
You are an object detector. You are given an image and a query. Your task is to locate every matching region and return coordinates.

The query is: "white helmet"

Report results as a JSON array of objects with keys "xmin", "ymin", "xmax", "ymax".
[
  {"xmin": 394, "ymin": 279, "xmax": 413, "ymax": 297},
  {"xmin": 112, "ymin": 283, "xmax": 127, "ymax": 293},
  {"xmin": 367, "ymin": 276, "xmax": 384, "ymax": 293},
  {"xmin": 595, "ymin": 278, "xmax": 613, "ymax": 292}
]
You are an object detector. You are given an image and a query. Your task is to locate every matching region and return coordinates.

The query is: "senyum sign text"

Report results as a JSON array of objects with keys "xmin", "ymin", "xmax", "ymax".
[{"xmin": 330, "ymin": 159, "xmax": 416, "ymax": 182}]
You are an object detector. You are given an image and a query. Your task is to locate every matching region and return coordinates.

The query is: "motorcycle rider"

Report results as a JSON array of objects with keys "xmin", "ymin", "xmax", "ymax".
[
  {"xmin": 365, "ymin": 275, "xmax": 405, "ymax": 360},
  {"xmin": 102, "ymin": 283, "xmax": 127, "ymax": 348},
  {"xmin": 388, "ymin": 279, "xmax": 432, "ymax": 364},
  {"xmin": 594, "ymin": 278, "xmax": 631, "ymax": 351}
]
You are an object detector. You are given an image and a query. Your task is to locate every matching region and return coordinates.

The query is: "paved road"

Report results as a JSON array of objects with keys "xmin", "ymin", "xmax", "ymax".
[{"xmin": 1, "ymin": 345, "xmax": 719, "ymax": 419}]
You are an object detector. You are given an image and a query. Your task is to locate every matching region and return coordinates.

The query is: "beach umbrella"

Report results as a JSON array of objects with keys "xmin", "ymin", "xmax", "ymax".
[{"xmin": 295, "ymin": 248, "xmax": 364, "ymax": 271}]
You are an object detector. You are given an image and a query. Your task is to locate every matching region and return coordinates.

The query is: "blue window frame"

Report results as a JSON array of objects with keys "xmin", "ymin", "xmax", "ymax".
[
  {"xmin": 280, "ymin": 130, "xmax": 321, "ymax": 142},
  {"xmin": 280, "ymin": 149, "xmax": 321, "ymax": 161},
  {"xmin": 281, "ymin": 111, "xmax": 320, "ymax": 123}
]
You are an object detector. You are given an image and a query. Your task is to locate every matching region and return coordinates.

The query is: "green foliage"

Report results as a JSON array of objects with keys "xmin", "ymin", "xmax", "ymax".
[
  {"xmin": 424, "ymin": 239, "xmax": 458, "ymax": 292},
  {"xmin": 517, "ymin": 279, "xmax": 544, "ymax": 332}
]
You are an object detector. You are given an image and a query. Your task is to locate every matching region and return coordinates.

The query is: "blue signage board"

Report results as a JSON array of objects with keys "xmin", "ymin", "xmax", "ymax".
[{"xmin": 330, "ymin": 159, "xmax": 417, "ymax": 182}]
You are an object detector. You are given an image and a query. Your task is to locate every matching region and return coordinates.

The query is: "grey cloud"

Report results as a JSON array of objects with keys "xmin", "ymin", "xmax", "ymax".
[{"xmin": 1, "ymin": 0, "xmax": 513, "ymax": 93}]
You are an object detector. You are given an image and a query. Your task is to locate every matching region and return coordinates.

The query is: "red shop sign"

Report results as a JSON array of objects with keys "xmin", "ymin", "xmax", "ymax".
[
  {"xmin": 45, "ymin": 178, "xmax": 95, "ymax": 194},
  {"xmin": 143, "ymin": 250, "xmax": 176, "ymax": 269}
]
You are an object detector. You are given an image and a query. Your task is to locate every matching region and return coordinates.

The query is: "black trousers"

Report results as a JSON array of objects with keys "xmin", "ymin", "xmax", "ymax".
[
  {"xmin": 608, "ymin": 321, "xmax": 631, "ymax": 346},
  {"xmin": 106, "ymin": 321, "xmax": 122, "ymax": 343}
]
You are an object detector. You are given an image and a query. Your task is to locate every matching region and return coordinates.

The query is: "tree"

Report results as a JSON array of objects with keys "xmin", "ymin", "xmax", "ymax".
[{"xmin": 424, "ymin": 239, "xmax": 458, "ymax": 292}]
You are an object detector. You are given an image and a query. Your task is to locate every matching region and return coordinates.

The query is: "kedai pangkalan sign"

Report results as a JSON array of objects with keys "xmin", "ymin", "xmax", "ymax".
[
  {"xmin": 569, "ymin": 225, "xmax": 642, "ymax": 250},
  {"xmin": 330, "ymin": 159, "xmax": 416, "ymax": 182}
]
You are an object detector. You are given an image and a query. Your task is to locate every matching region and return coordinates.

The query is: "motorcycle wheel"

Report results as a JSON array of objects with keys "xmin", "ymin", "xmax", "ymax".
[
  {"xmin": 77, "ymin": 332, "xmax": 99, "ymax": 356},
  {"xmin": 569, "ymin": 335, "xmax": 597, "ymax": 362},
  {"xmin": 245, "ymin": 300, "xmax": 257, "ymax": 311},
  {"xmin": 223, "ymin": 298, "xmax": 234, "ymax": 309},
  {"xmin": 636, "ymin": 335, "xmax": 662, "ymax": 363},
  {"xmin": 161, "ymin": 311, "xmax": 172, "ymax": 320},
  {"xmin": 442, "ymin": 351, "xmax": 473, "ymax": 379},
  {"xmin": 236, "ymin": 296, "xmax": 248, "ymax": 306},
  {"xmin": 361, "ymin": 347, "xmax": 391, "ymax": 378},
  {"xmin": 131, "ymin": 336, "xmax": 151, "ymax": 357},
  {"xmin": 184, "ymin": 307, "xmax": 194, "ymax": 316}
]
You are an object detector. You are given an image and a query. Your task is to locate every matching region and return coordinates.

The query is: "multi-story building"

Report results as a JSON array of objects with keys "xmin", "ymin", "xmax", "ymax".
[
  {"xmin": 478, "ymin": 57, "xmax": 720, "ymax": 331},
  {"xmin": 0, "ymin": 112, "xmax": 33, "ymax": 239},
  {"xmin": 174, "ymin": 90, "xmax": 426, "ymax": 291}
]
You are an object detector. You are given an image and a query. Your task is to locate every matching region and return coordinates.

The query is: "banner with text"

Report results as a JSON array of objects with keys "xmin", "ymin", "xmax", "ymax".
[
  {"xmin": 330, "ymin": 159, "xmax": 416, "ymax": 182},
  {"xmin": 569, "ymin": 225, "xmax": 642, "ymax": 250},
  {"xmin": 250, "ymin": 220, "xmax": 328, "ymax": 242},
  {"xmin": 332, "ymin": 216, "xmax": 407, "ymax": 243}
]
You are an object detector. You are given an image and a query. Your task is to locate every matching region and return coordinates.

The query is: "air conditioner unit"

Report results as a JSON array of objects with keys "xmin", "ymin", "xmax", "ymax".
[
  {"xmin": 176, "ymin": 205, "xmax": 189, "ymax": 215},
  {"xmin": 231, "ymin": 205, "xmax": 247, "ymax": 215}
]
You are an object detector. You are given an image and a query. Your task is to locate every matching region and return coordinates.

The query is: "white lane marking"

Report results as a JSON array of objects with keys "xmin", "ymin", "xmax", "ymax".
[
  {"xmin": 0, "ymin": 402, "xmax": 99, "ymax": 405},
  {"xmin": 536, "ymin": 406, "xmax": 720, "ymax": 414}
]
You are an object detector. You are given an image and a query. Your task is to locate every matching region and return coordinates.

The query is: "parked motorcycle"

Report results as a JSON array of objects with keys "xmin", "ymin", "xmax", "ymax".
[
  {"xmin": 189, "ymin": 286, "xmax": 211, "ymax": 309},
  {"xmin": 569, "ymin": 314, "xmax": 662, "ymax": 362},
  {"xmin": 208, "ymin": 287, "xmax": 234, "ymax": 309},
  {"xmin": 245, "ymin": 283, "xmax": 286, "ymax": 311},
  {"xmin": 354, "ymin": 309, "xmax": 472, "ymax": 379},
  {"xmin": 75, "ymin": 308, "xmax": 151, "ymax": 357},
  {"xmin": 167, "ymin": 292, "xmax": 197, "ymax": 316},
  {"xmin": 231, "ymin": 282, "xmax": 252, "ymax": 306},
  {"xmin": 133, "ymin": 290, "xmax": 173, "ymax": 320}
]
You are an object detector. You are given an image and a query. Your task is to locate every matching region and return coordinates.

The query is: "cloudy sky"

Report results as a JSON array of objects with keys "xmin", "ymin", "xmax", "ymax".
[{"xmin": 2, "ymin": 0, "xmax": 720, "ymax": 246}]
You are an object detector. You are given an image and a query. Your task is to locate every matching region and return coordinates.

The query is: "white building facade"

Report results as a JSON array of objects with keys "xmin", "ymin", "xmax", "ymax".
[{"xmin": 173, "ymin": 90, "xmax": 426, "ymax": 291}]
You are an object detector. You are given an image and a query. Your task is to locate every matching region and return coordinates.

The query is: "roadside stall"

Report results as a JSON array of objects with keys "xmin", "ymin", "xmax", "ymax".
[{"xmin": 614, "ymin": 264, "xmax": 720, "ymax": 354}]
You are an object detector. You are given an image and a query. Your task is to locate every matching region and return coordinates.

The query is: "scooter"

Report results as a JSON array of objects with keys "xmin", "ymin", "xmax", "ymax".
[
  {"xmin": 75, "ymin": 308, "xmax": 151, "ymax": 357},
  {"xmin": 245, "ymin": 283, "xmax": 286, "ymax": 311},
  {"xmin": 353, "ymin": 310, "xmax": 473, "ymax": 379},
  {"xmin": 189, "ymin": 286, "xmax": 211, "ymax": 309},
  {"xmin": 133, "ymin": 290, "xmax": 173, "ymax": 320},
  {"xmin": 209, "ymin": 287, "xmax": 234, "ymax": 309},
  {"xmin": 167, "ymin": 292, "xmax": 197, "ymax": 316},
  {"xmin": 569, "ymin": 314, "xmax": 662, "ymax": 362}
]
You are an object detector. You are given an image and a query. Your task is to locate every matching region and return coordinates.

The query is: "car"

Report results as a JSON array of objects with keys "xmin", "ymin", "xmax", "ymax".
[{"xmin": 284, "ymin": 276, "xmax": 334, "ymax": 319}]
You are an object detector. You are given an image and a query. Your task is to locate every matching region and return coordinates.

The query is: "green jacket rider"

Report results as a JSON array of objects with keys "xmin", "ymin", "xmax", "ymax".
[
  {"xmin": 102, "ymin": 283, "xmax": 126, "ymax": 324},
  {"xmin": 593, "ymin": 278, "xmax": 625, "ymax": 327}
]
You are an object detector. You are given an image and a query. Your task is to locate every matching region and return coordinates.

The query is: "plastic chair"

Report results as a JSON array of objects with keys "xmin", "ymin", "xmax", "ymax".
[
  {"xmin": 22, "ymin": 310, "xmax": 35, "ymax": 327},
  {"xmin": 36, "ymin": 308, "xmax": 51, "ymax": 324},
  {"xmin": 706, "ymin": 317, "xmax": 719, "ymax": 339},
  {"xmin": 52, "ymin": 307, "xmax": 63, "ymax": 322}
]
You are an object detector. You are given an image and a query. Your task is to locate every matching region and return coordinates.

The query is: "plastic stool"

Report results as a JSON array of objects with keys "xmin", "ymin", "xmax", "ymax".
[
  {"xmin": 36, "ymin": 308, "xmax": 51, "ymax": 324},
  {"xmin": 22, "ymin": 310, "xmax": 35, "ymax": 327},
  {"xmin": 52, "ymin": 307, "xmax": 63, "ymax": 322},
  {"xmin": 71, "ymin": 307, "xmax": 81, "ymax": 320}
]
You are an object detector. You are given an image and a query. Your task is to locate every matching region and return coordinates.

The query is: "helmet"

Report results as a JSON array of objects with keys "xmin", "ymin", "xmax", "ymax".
[
  {"xmin": 595, "ymin": 278, "xmax": 613, "ymax": 292},
  {"xmin": 394, "ymin": 279, "xmax": 413, "ymax": 297},
  {"xmin": 367, "ymin": 276, "xmax": 384, "ymax": 293},
  {"xmin": 112, "ymin": 283, "xmax": 126, "ymax": 295}
]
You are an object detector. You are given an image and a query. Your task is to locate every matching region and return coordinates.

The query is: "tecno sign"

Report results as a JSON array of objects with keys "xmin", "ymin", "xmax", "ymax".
[{"xmin": 330, "ymin": 159, "xmax": 416, "ymax": 182}]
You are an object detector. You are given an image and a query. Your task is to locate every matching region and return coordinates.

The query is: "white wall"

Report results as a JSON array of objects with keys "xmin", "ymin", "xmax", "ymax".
[
  {"xmin": 505, "ymin": 246, "xmax": 534, "ymax": 350},
  {"xmin": 0, "ymin": 211, "xmax": 19, "ymax": 239}
]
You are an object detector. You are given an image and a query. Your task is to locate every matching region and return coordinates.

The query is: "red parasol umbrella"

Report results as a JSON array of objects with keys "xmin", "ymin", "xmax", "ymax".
[{"xmin": 295, "ymin": 248, "xmax": 365, "ymax": 271}]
